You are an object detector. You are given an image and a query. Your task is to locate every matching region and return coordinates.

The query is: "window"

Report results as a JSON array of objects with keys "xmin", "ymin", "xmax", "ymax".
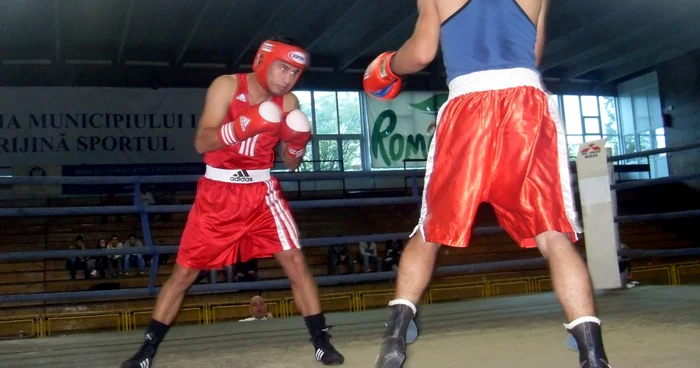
[
  {"xmin": 296, "ymin": 141, "xmax": 314, "ymax": 172},
  {"xmin": 337, "ymin": 92, "xmax": 362, "ymax": 134},
  {"xmin": 559, "ymin": 95, "xmax": 621, "ymax": 160},
  {"xmin": 296, "ymin": 91, "xmax": 314, "ymax": 132},
  {"xmin": 291, "ymin": 90, "xmax": 365, "ymax": 171},
  {"xmin": 318, "ymin": 139, "xmax": 340, "ymax": 171},
  {"xmin": 313, "ymin": 91, "xmax": 339, "ymax": 135},
  {"xmin": 616, "ymin": 72, "xmax": 669, "ymax": 178},
  {"xmin": 341, "ymin": 139, "xmax": 362, "ymax": 171}
]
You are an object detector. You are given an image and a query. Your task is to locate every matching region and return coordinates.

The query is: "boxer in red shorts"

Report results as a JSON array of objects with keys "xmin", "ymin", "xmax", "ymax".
[
  {"xmin": 363, "ymin": 1, "xmax": 611, "ymax": 367},
  {"xmin": 121, "ymin": 36, "xmax": 344, "ymax": 367}
]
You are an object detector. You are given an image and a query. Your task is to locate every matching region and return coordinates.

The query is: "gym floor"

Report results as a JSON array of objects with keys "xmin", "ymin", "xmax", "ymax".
[{"xmin": 2, "ymin": 285, "xmax": 699, "ymax": 367}]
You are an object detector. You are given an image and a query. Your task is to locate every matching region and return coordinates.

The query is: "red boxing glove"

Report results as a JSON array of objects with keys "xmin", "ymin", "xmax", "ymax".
[
  {"xmin": 218, "ymin": 101, "xmax": 282, "ymax": 146},
  {"xmin": 363, "ymin": 51, "xmax": 403, "ymax": 101},
  {"xmin": 280, "ymin": 109, "xmax": 311, "ymax": 158}
]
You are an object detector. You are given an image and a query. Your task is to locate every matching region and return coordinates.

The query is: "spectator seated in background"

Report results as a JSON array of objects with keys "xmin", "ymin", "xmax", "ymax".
[
  {"xmin": 66, "ymin": 235, "xmax": 92, "ymax": 280},
  {"xmin": 328, "ymin": 239, "xmax": 356, "ymax": 275},
  {"xmin": 234, "ymin": 258, "xmax": 259, "ymax": 282},
  {"xmin": 91, "ymin": 238, "xmax": 109, "ymax": 279},
  {"xmin": 107, "ymin": 235, "xmax": 124, "ymax": 277},
  {"xmin": 383, "ymin": 239, "xmax": 404, "ymax": 271},
  {"xmin": 140, "ymin": 186, "xmax": 155, "ymax": 207},
  {"xmin": 138, "ymin": 186, "xmax": 156, "ymax": 222},
  {"xmin": 124, "ymin": 233, "xmax": 146, "ymax": 276},
  {"xmin": 239, "ymin": 296, "xmax": 273, "ymax": 322},
  {"xmin": 359, "ymin": 238, "xmax": 382, "ymax": 273}
]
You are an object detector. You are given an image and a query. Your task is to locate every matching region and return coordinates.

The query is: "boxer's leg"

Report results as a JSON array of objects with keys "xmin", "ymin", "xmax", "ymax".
[
  {"xmin": 248, "ymin": 179, "xmax": 344, "ymax": 366},
  {"xmin": 535, "ymin": 232, "xmax": 610, "ymax": 368},
  {"xmin": 393, "ymin": 93, "xmax": 493, "ymax": 305},
  {"xmin": 377, "ymin": 93, "xmax": 493, "ymax": 368},
  {"xmin": 488, "ymin": 86, "xmax": 610, "ymax": 368},
  {"xmin": 119, "ymin": 264, "xmax": 201, "ymax": 368},
  {"xmin": 151, "ymin": 264, "xmax": 201, "ymax": 324},
  {"xmin": 121, "ymin": 179, "xmax": 245, "ymax": 368},
  {"xmin": 247, "ymin": 181, "xmax": 320, "ymax": 317},
  {"xmin": 535, "ymin": 231, "xmax": 595, "ymax": 320},
  {"xmin": 274, "ymin": 249, "xmax": 321, "ymax": 316},
  {"xmin": 392, "ymin": 235, "xmax": 441, "ymax": 306}
]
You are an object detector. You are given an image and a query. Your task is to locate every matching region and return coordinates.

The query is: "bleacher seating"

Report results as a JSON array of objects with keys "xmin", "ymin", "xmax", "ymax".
[{"xmin": 1, "ymin": 184, "xmax": 699, "ymax": 339}]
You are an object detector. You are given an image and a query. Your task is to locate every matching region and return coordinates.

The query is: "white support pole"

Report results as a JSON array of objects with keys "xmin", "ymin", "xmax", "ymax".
[
  {"xmin": 575, "ymin": 139, "xmax": 622, "ymax": 290},
  {"xmin": 607, "ymin": 148, "xmax": 625, "ymax": 286}
]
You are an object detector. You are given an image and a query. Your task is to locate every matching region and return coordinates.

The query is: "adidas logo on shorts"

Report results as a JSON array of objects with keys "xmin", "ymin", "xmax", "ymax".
[{"xmin": 229, "ymin": 169, "xmax": 253, "ymax": 183}]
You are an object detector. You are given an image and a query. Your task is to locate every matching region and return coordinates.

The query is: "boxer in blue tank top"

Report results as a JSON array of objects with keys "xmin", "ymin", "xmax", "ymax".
[{"xmin": 364, "ymin": 1, "xmax": 611, "ymax": 367}]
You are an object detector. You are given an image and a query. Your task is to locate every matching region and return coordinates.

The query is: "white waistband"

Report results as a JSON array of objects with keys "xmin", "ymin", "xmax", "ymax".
[
  {"xmin": 448, "ymin": 68, "xmax": 544, "ymax": 100},
  {"xmin": 204, "ymin": 165, "xmax": 271, "ymax": 184}
]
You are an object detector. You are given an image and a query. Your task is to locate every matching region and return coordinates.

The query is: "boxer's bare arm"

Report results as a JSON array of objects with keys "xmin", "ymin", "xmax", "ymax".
[
  {"xmin": 194, "ymin": 75, "xmax": 237, "ymax": 154},
  {"xmin": 534, "ymin": 0, "xmax": 549, "ymax": 68},
  {"xmin": 390, "ymin": 0, "xmax": 441, "ymax": 76},
  {"xmin": 280, "ymin": 93, "xmax": 303, "ymax": 171}
]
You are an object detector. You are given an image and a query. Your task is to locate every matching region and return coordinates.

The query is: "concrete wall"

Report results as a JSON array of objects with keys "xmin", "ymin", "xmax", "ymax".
[{"xmin": 656, "ymin": 49, "xmax": 700, "ymax": 189}]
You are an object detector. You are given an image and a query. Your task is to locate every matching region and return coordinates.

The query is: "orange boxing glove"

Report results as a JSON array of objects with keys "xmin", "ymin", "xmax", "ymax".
[
  {"xmin": 363, "ymin": 51, "xmax": 403, "ymax": 101},
  {"xmin": 218, "ymin": 101, "xmax": 282, "ymax": 145},
  {"xmin": 280, "ymin": 109, "xmax": 311, "ymax": 158}
]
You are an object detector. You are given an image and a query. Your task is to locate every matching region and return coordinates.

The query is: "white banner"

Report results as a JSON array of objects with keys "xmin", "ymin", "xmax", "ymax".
[
  {"xmin": 367, "ymin": 91, "xmax": 448, "ymax": 169},
  {"xmin": 0, "ymin": 87, "xmax": 207, "ymax": 166}
]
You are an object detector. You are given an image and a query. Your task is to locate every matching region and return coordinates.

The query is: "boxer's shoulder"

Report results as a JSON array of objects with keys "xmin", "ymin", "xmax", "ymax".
[
  {"xmin": 206, "ymin": 74, "xmax": 239, "ymax": 103},
  {"xmin": 282, "ymin": 92, "xmax": 300, "ymax": 112},
  {"xmin": 213, "ymin": 74, "xmax": 239, "ymax": 89}
]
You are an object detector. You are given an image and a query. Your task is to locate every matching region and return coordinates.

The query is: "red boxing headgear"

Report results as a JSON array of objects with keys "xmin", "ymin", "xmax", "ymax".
[{"xmin": 253, "ymin": 40, "xmax": 309, "ymax": 92}]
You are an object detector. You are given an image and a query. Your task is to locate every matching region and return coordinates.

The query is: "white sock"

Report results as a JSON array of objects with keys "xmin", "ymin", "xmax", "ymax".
[
  {"xmin": 563, "ymin": 316, "xmax": 601, "ymax": 330},
  {"xmin": 388, "ymin": 299, "xmax": 417, "ymax": 315}
]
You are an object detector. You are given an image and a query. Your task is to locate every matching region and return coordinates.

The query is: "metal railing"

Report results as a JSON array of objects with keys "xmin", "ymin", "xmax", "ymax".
[{"xmin": 1, "ymin": 141, "xmax": 699, "ymax": 304}]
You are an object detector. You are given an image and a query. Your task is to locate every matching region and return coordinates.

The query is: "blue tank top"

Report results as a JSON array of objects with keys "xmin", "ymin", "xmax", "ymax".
[{"xmin": 441, "ymin": 0, "xmax": 538, "ymax": 84}]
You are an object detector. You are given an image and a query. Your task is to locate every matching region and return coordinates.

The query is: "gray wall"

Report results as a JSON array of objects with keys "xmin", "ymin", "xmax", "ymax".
[{"xmin": 657, "ymin": 49, "xmax": 700, "ymax": 189}]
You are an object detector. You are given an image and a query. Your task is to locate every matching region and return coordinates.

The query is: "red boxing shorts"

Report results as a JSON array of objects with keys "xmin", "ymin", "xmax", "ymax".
[
  {"xmin": 176, "ymin": 166, "xmax": 300, "ymax": 270},
  {"xmin": 411, "ymin": 67, "xmax": 582, "ymax": 249}
]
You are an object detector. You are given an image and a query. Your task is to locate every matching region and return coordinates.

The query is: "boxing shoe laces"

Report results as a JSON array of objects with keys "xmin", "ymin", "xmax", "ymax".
[{"xmin": 311, "ymin": 327, "xmax": 345, "ymax": 366}]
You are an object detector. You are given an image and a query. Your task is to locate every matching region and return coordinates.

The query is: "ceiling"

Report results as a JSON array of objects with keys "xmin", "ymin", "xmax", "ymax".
[{"xmin": 0, "ymin": 0, "xmax": 698, "ymax": 92}]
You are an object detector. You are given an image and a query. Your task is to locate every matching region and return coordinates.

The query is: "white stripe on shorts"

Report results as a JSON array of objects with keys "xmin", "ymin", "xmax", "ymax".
[
  {"xmin": 410, "ymin": 101, "xmax": 448, "ymax": 241},
  {"xmin": 268, "ymin": 181, "xmax": 300, "ymax": 247},
  {"xmin": 264, "ymin": 181, "xmax": 299, "ymax": 250},
  {"xmin": 548, "ymin": 95, "xmax": 583, "ymax": 237}
]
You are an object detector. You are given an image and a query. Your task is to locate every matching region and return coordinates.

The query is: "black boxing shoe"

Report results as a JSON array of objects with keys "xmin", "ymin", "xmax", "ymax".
[
  {"xmin": 121, "ymin": 333, "xmax": 158, "ymax": 368},
  {"xmin": 374, "ymin": 300, "xmax": 416, "ymax": 368},
  {"xmin": 312, "ymin": 327, "xmax": 345, "ymax": 365},
  {"xmin": 375, "ymin": 334, "xmax": 406, "ymax": 368},
  {"xmin": 565, "ymin": 317, "xmax": 612, "ymax": 368}
]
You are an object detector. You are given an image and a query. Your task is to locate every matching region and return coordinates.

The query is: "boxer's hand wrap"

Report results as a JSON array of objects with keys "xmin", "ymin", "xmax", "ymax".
[
  {"xmin": 363, "ymin": 51, "xmax": 403, "ymax": 101},
  {"xmin": 280, "ymin": 109, "xmax": 311, "ymax": 158},
  {"xmin": 218, "ymin": 101, "xmax": 282, "ymax": 146}
]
